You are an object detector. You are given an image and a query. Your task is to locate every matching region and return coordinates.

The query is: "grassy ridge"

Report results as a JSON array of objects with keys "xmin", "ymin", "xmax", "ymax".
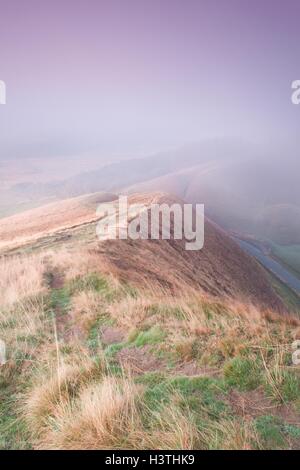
[{"xmin": 1, "ymin": 248, "xmax": 300, "ymax": 449}]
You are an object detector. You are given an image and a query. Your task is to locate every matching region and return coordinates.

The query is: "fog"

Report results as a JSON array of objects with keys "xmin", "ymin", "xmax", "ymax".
[
  {"xmin": 1, "ymin": 0, "xmax": 300, "ymax": 160},
  {"xmin": 0, "ymin": 0, "xmax": 300, "ymax": 243}
]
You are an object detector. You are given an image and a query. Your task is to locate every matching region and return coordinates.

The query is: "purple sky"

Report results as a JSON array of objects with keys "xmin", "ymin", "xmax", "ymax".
[{"xmin": 0, "ymin": 0, "xmax": 300, "ymax": 160}]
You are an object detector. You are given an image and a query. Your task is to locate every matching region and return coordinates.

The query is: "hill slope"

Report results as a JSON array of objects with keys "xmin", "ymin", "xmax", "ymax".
[
  {"xmin": 1, "ymin": 210, "xmax": 300, "ymax": 450},
  {"xmin": 95, "ymin": 193, "xmax": 284, "ymax": 312},
  {"xmin": 0, "ymin": 192, "xmax": 116, "ymax": 251},
  {"xmin": 0, "ymin": 191, "xmax": 284, "ymax": 312}
]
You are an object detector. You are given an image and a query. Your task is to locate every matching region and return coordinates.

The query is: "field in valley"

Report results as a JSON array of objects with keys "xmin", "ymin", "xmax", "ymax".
[{"xmin": 271, "ymin": 244, "xmax": 300, "ymax": 279}]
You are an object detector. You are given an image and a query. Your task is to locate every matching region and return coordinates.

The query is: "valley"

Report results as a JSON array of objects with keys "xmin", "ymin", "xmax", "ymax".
[{"xmin": 234, "ymin": 238, "xmax": 300, "ymax": 298}]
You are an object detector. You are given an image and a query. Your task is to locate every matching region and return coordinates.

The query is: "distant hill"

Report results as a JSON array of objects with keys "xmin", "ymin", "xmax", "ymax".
[{"xmin": 2, "ymin": 140, "xmax": 300, "ymax": 245}]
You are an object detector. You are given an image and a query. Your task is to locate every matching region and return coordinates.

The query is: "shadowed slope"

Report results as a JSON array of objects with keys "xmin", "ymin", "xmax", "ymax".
[{"xmin": 92, "ymin": 193, "xmax": 285, "ymax": 312}]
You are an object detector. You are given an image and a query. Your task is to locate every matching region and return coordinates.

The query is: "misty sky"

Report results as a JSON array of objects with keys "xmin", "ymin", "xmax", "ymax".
[{"xmin": 0, "ymin": 0, "xmax": 300, "ymax": 160}]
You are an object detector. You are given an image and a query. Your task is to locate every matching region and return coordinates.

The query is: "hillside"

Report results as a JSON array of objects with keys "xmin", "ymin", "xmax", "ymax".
[
  {"xmin": 0, "ymin": 191, "xmax": 284, "ymax": 312},
  {"xmin": 96, "ymin": 193, "xmax": 285, "ymax": 313},
  {"xmin": 1, "ymin": 198, "xmax": 300, "ymax": 449},
  {"xmin": 0, "ymin": 192, "xmax": 116, "ymax": 252}
]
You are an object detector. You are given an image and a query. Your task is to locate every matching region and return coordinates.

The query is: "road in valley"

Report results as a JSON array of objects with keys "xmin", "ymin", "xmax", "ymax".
[{"xmin": 234, "ymin": 238, "xmax": 300, "ymax": 296}]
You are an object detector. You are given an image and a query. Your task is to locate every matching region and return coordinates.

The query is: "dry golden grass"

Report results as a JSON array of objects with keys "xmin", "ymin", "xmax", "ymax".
[
  {"xmin": 26, "ymin": 373, "xmax": 200, "ymax": 450},
  {"xmin": 69, "ymin": 291, "xmax": 106, "ymax": 337},
  {"xmin": 0, "ymin": 295, "xmax": 45, "ymax": 337},
  {"xmin": 0, "ymin": 192, "xmax": 116, "ymax": 252},
  {"xmin": 34, "ymin": 375, "xmax": 142, "ymax": 450},
  {"xmin": 108, "ymin": 297, "xmax": 155, "ymax": 331},
  {"xmin": 146, "ymin": 401, "xmax": 201, "ymax": 450},
  {"xmin": 107, "ymin": 290, "xmax": 299, "ymax": 365},
  {"xmin": 0, "ymin": 191, "xmax": 287, "ymax": 314},
  {"xmin": 199, "ymin": 417, "xmax": 261, "ymax": 450},
  {"xmin": 1, "ymin": 235, "xmax": 300, "ymax": 451},
  {"xmin": 0, "ymin": 254, "xmax": 46, "ymax": 306},
  {"xmin": 44, "ymin": 248, "xmax": 100, "ymax": 281},
  {"xmin": 24, "ymin": 352, "xmax": 104, "ymax": 435}
]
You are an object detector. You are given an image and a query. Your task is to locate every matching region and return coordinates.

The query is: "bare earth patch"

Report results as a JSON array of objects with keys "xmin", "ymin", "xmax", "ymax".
[
  {"xmin": 116, "ymin": 346, "xmax": 165, "ymax": 375},
  {"xmin": 116, "ymin": 346, "xmax": 221, "ymax": 378},
  {"xmin": 48, "ymin": 270, "xmax": 64, "ymax": 290},
  {"xmin": 173, "ymin": 362, "xmax": 220, "ymax": 378},
  {"xmin": 101, "ymin": 326, "xmax": 125, "ymax": 346},
  {"xmin": 227, "ymin": 387, "xmax": 300, "ymax": 425},
  {"xmin": 227, "ymin": 387, "xmax": 276, "ymax": 418}
]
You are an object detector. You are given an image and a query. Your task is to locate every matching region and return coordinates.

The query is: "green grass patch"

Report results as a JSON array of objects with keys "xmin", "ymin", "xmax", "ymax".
[
  {"xmin": 142, "ymin": 375, "xmax": 228, "ymax": 423},
  {"xmin": 67, "ymin": 273, "xmax": 109, "ymax": 296},
  {"xmin": 133, "ymin": 326, "xmax": 166, "ymax": 347},
  {"xmin": 136, "ymin": 371, "xmax": 167, "ymax": 387},
  {"xmin": 283, "ymin": 423, "xmax": 300, "ymax": 439},
  {"xmin": 104, "ymin": 342, "xmax": 126, "ymax": 358},
  {"xmin": 280, "ymin": 371, "xmax": 300, "ymax": 402},
  {"xmin": 0, "ymin": 374, "xmax": 31, "ymax": 450},
  {"xmin": 264, "ymin": 370, "xmax": 300, "ymax": 403},
  {"xmin": 87, "ymin": 318, "xmax": 102, "ymax": 352},
  {"xmin": 224, "ymin": 357, "xmax": 262, "ymax": 391},
  {"xmin": 0, "ymin": 397, "xmax": 30, "ymax": 449},
  {"xmin": 255, "ymin": 415, "xmax": 286, "ymax": 449},
  {"xmin": 48, "ymin": 287, "xmax": 70, "ymax": 314},
  {"xmin": 87, "ymin": 316, "xmax": 118, "ymax": 352},
  {"xmin": 66, "ymin": 272, "xmax": 124, "ymax": 303},
  {"xmin": 271, "ymin": 243, "xmax": 300, "ymax": 278}
]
